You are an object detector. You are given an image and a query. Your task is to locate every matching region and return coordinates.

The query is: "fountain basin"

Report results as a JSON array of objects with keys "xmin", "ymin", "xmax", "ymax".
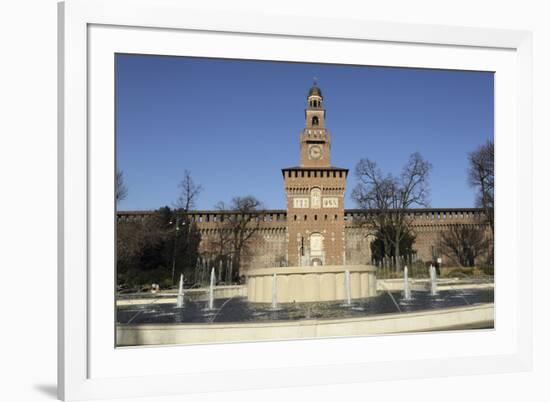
[
  {"xmin": 117, "ymin": 303, "xmax": 494, "ymax": 346},
  {"xmin": 246, "ymin": 265, "xmax": 377, "ymax": 303}
]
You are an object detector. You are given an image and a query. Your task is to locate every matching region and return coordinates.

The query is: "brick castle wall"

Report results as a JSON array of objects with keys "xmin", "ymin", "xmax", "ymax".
[{"xmin": 118, "ymin": 208, "xmax": 488, "ymax": 272}]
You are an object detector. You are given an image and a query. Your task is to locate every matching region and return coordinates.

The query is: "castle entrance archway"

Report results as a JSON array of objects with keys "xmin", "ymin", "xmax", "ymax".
[{"xmin": 310, "ymin": 233, "xmax": 324, "ymax": 266}]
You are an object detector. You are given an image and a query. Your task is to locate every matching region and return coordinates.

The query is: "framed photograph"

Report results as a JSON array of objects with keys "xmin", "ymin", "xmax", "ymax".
[{"xmin": 58, "ymin": 0, "xmax": 532, "ymax": 400}]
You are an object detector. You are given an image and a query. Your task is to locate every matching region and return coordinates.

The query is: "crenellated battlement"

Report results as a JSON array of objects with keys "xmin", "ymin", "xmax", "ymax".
[{"xmin": 117, "ymin": 207, "xmax": 486, "ymax": 228}]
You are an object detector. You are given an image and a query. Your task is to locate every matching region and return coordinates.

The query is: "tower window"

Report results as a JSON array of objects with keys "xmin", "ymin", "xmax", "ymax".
[
  {"xmin": 310, "ymin": 187, "xmax": 321, "ymax": 209},
  {"xmin": 312, "ymin": 116, "xmax": 319, "ymax": 126},
  {"xmin": 304, "ymin": 215, "xmax": 308, "ymax": 221}
]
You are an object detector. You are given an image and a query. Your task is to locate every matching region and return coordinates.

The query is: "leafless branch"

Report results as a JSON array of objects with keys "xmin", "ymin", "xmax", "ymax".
[
  {"xmin": 352, "ymin": 152, "xmax": 432, "ymax": 271},
  {"xmin": 175, "ymin": 170, "xmax": 203, "ymax": 212},
  {"xmin": 440, "ymin": 225, "xmax": 489, "ymax": 267},
  {"xmin": 214, "ymin": 195, "xmax": 265, "ymax": 281},
  {"xmin": 468, "ymin": 140, "xmax": 494, "ymax": 234},
  {"xmin": 116, "ymin": 170, "xmax": 128, "ymax": 203}
]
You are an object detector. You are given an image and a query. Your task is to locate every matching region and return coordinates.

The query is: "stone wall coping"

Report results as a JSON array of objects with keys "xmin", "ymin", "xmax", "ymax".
[
  {"xmin": 117, "ymin": 207, "xmax": 485, "ymax": 216},
  {"xmin": 245, "ymin": 265, "xmax": 376, "ymax": 276}
]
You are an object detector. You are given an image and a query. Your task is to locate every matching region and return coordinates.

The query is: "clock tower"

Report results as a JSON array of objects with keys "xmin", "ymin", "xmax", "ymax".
[
  {"xmin": 282, "ymin": 83, "xmax": 348, "ymax": 267},
  {"xmin": 299, "ymin": 84, "xmax": 331, "ymax": 168}
]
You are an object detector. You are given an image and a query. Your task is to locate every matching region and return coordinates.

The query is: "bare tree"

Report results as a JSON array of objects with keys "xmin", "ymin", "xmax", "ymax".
[
  {"xmin": 175, "ymin": 170, "xmax": 203, "ymax": 212},
  {"xmin": 468, "ymin": 140, "xmax": 494, "ymax": 234},
  {"xmin": 208, "ymin": 201, "xmax": 232, "ymax": 282},
  {"xmin": 215, "ymin": 196, "xmax": 264, "ymax": 282},
  {"xmin": 352, "ymin": 152, "xmax": 432, "ymax": 272},
  {"xmin": 211, "ymin": 204, "xmax": 232, "ymax": 260},
  {"xmin": 116, "ymin": 170, "xmax": 128, "ymax": 203},
  {"xmin": 171, "ymin": 170, "xmax": 203, "ymax": 284},
  {"xmin": 440, "ymin": 225, "xmax": 489, "ymax": 267}
]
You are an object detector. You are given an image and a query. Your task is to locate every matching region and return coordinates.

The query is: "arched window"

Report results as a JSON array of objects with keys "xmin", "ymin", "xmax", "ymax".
[
  {"xmin": 312, "ymin": 116, "xmax": 319, "ymax": 126},
  {"xmin": 310, "ymin": 187, "xmax": 321, "ymax": 209}
]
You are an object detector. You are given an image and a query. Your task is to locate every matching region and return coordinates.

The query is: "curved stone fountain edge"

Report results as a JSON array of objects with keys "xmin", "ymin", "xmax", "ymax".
[{"xmin": 116, "ymin": 303, "xmax": 494, "ymax": 346}]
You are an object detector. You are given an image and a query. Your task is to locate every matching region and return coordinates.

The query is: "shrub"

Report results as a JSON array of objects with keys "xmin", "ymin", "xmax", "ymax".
[
  {"xmin": 160, "ymin": 277, "xmax": 174, "ymax": 289},
  {"xmin": 442, "ymin": 267, "xmax": 473, "ymax": 278},
  {"xmin": 479, "ymin": 264, "xmax": 494, "ymax": 276}
]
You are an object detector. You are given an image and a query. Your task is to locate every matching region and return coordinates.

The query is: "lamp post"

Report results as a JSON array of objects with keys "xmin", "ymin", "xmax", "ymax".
[{"xmin": 169, "ymin": 215, "xmax": 185, "ymax": 286}]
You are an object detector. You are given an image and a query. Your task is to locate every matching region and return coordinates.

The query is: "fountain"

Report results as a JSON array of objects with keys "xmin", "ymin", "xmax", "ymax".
[
  {"xmin": 176, "ymin": 273, "xmax": 184, "ymax": 308},
  {"xmin": 208, "ymin": 268, "xmax": 215, "ymax": 310},
  {"xmin": 118, "ymin": 263, "xmax": 497, "ymax": 347},
  {"xmin": 271, "ymin": 273, "xmax": 278, "ymax": 310},
  {"xmin": 429, "ymin": 264, "xmax": 438, "ymax": 296},
  {"xmin": 403, "ymin": 265, "xmax": 412, "ymax": 301},
  {"xmin": 344, "ymin": 270, "xmax": 352, "ymax": 305},
  {"xmin": 246, "ymin": 265, "xmax": 377, "ymax": 303},
  {"xmin": 378, "ymin": 281, "xmax": 402, "ymax": 313}
]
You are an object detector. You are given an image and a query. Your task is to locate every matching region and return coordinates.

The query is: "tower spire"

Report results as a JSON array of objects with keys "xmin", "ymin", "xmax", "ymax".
[{"xmin": 300, "ymin": 83, "xmax": 330, "ymax": 167}]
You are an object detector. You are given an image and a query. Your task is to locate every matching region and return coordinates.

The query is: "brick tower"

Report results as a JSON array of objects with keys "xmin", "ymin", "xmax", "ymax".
[{"xmin": 282, "ymin": 83, "xmax": 348, "ymax": 267}]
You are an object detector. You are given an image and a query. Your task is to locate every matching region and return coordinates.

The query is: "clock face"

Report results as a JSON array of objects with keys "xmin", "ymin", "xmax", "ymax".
[{"xmin": 309, "ymin": 145, "xmax": 323, "ymax": 160}]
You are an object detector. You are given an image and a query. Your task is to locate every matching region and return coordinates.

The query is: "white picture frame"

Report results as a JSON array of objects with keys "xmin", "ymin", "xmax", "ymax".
[{"xmin": 58, "ymin": 0, "xmax": 533, "ymax": 400}]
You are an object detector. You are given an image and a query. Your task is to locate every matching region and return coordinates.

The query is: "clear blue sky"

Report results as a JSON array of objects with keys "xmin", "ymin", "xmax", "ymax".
[{"xmin": 116, "ymin": 54, "xmax": 493, "ymax": 211}]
